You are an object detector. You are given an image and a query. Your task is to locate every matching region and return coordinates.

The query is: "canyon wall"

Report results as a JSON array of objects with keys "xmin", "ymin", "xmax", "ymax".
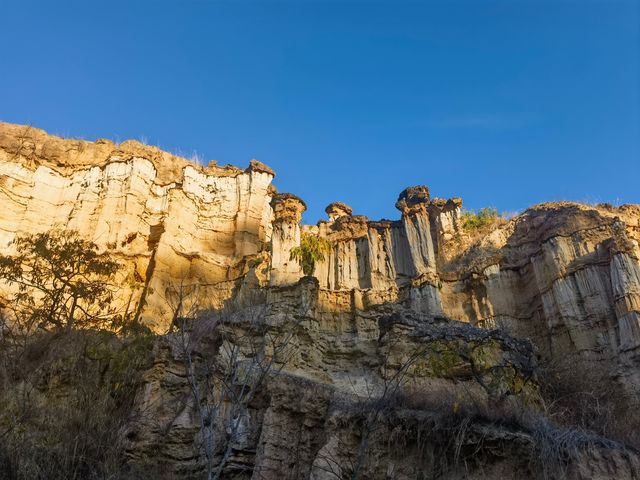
[
  {"xmin": 0, "ymin": 123, "xmax": 275, "ymax": 330},
  {"xmin": 1, "ymin": 122, "xmax": 639, "ymax": 479},
  {"xmin": 268, "ymin": 177, "xmax": 640, "ymax": 409}
]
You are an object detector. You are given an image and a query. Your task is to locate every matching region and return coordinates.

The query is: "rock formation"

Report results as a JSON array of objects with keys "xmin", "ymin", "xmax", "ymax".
[
  {"xmin": 1, "ymin": 122, "xmax": 639, "ymax": 479},
  {"xmin": 269, "ymin": 193, "xmax": 306, "ymax": 285},
  {"xmin": 0, "ymin": 123, "xmax": 275, "ymax": 331}
]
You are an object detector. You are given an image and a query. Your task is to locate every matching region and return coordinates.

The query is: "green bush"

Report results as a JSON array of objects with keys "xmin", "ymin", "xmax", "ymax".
[
  {"xmin": 290, "ymin": 233, "xmax": 332, "ymax": 276},
  {"xmin": 0, "ymin": 229, "xmax": 120, "ymax": 332},
  {"xmin": 461, "ymin": 207, "xmax": 501, "ymax": 231}
]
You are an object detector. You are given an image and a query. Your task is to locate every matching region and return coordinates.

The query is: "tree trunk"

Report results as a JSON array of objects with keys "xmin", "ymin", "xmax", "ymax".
[{"xmin": 67, "ymin": 296, "xmax": 78, "ymax": 332}]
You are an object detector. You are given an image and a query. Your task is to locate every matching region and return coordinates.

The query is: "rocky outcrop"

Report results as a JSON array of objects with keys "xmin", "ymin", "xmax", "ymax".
[
  {"xmin": 279, "ymin": 191, "xmax": 640, "ymax": 414},
  {"xmin": 1, "ymin": 122, "xmax": 639, "ymax": 479},
  {"xmin": 126, "ymin": 279, "xmax": 636, "ymax": 480},
  {"xmin": 435, "ymin": 204, "xmax": 640, "ymax": 409},
  {"xmin": 0, "ymin": 122, "xmax": 275, "ymax": 331},
  {"xmin": 325, "ymin": 202, "xmax": 352, "ymax": 221},
  {"xmin": 269, "ymin": 194, "xmax": 306, "ymax": 286}
]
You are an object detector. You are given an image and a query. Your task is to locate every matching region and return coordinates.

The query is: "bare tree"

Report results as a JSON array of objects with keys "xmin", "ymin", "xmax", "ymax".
[
  {"xmin": 312, "ymin": 319, "xmax": 536, "ymax": 480},
  {"xmin": 311, "ymin": 336, "xmax": 426, "ymax": 480},
  {"xmin": 164, "ymin": 281, "xmax": 309, "ymax": 480}
]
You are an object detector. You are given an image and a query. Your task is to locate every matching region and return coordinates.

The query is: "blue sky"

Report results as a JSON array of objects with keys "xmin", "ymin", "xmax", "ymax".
[{"xmin": 1, "ymin": 0, "xmax": 638, "ymax": 223}]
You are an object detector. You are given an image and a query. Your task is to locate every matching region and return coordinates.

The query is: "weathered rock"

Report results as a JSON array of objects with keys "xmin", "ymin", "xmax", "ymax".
[
  {"xmin": 127, "ymin": 280, "xmax": 636, "ymax": 479},
  {"xmin": 0, "ymin": 122, "xmax": 275, "ymax": 331},
  {"xmin": 394, "ymin": 185, "xmax": 430, "ymax": 215},
  {"xmin": 269, "ymin": 193, "xmax": 306, "ymax": 286},
  {"xmin": 1, "ymin": 122, "xmax": 639, "ymax": 479},
  {"xmin": 325, "ymin": 201, "xmax": 353, "ymax": 221}
]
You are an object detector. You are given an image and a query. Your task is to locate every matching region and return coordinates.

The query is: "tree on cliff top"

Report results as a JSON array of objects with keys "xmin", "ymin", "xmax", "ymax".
[
  {"xmin": 290, "ymin": 233, "xmax": 332, "ymax": 276},
  {"xmin": 0, "ymin": 230, "xmax": 120, "ymax": 332}
]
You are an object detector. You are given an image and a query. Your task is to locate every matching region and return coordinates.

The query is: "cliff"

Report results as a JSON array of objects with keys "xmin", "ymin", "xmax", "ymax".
[
  {"xmin": 1, "ymin": 122, "xmax": 639, "ymax": 480},
  {"xmin": 0, "ymin": 123, "xmax": 275, "ymax": 331}
]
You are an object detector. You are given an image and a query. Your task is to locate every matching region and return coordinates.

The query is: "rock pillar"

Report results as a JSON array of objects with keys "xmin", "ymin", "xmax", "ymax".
[
  {"xmin": 269, "ymin": 193, "xmax": 306, "ymax": 286},
  {"xmin": 395, "ymin": 186, "xmax": 437, "ymax": 276}
]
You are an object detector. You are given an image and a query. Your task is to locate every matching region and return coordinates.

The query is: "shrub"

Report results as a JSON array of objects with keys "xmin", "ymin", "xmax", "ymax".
[
  {"xmin": 333, "ymin": 385, "xmax": 634, "ymax": 480},
  {"xmin": 461, "ymin": 207, "xmax": 501, "ymax": 231},
  {"xmin": 290, "ymin": 233, "xmax": 332, "ymax": 276},
  {"xmin": 538, "ymin": 359, "xmax": 640, "ymax": 449}
]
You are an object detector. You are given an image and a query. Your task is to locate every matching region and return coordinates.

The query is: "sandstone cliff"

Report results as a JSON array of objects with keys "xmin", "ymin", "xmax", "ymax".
[
  {"xmin": 1, "ymin": 122, "xmax": 639, "ymax": 480},
  {"xmin": 0, "ymin": 123, "xmax": 275, "ymax": 331}
]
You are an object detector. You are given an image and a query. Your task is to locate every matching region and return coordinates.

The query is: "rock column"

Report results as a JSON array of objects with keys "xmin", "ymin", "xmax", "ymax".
[
  {"xmin": 269, "ymin": 193, "xmax": 306, "ymax": 286},
  {"xmin": 395, "ymin": 186, "xmax": 437, "ymax": 276},
  {"xmin": 428, "ymin": 197, "xmax": 463, "ymax": 258}
]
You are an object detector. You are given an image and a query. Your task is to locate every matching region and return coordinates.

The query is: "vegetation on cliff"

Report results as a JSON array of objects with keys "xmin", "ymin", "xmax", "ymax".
[
  {"xmin": 290, "ymin": 233, "xmax": 332, "ymax": 276},
  {"xmin": 460, "ymin": 207, "xmax": 503, "ymax": 231},
  {"xmin": 0, "ymin": 230, "xmax": 120, "ymax": 332}
]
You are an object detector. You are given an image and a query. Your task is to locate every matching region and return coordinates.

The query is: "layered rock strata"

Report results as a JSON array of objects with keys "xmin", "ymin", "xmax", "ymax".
[
  {"xmin": 0, "ymin": 123, "xmax": 275, "ymax": 331},
  {"xmin": 1, "ymin": 122, "xmax": 640, "ymax": 478},
  {"xmin": 128, "ymin": 280, "xmax": 635, "ymax": 480}
]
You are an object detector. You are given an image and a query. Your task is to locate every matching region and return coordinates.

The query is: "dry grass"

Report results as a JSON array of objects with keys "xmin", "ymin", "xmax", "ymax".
[
  {"xmin": 538, "ymin": 359, "xmax": 640, "ymax": 450},
  {"xmin": 328, "ymin": 383, "xmax": 636, "ymax": 480},
  {"xmin": 0, "ymin": 329, "xmax": 154, "ymax": 480}
]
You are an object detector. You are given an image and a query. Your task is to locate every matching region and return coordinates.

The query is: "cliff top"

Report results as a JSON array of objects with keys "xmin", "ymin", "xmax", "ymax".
[{"xmin": 0, "ymin": 122, "xmax": 274, "ymax": 184}]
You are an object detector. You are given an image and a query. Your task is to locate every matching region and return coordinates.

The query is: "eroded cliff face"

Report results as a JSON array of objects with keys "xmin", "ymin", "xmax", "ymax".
[
  {"xmin": 0, "ymin": 123, "xmax": 275, "ymax": 331},
  {"xmin": 1, "ymin": 122, "xmax": 639, "ymax": 479},
  {"xmin": 127, "ymin": 279, "xmax": 637, "ymax": 480},
  {"xmin": 269, "ymin": 184, "xmax": 640, "ymax": 412}
]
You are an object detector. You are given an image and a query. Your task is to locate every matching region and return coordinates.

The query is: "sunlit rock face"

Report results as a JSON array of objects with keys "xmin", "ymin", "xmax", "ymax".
[
  {"xmin": 269, "ymin": 193, "xmax": 305, "ymax": 286},
  {"xmin": 0, "ymin": 123, "xmax": 275, "ymax": 331},
  {"xmin": 2, "ymin": 122, "xmax": 640, "ymax": 390},
  {"xmin": 445, "ymin": 204, "xmax": 640, "ymax": 406},
  {"xmin": 308, "ymin": 187, "xmax": 441, "ymax": 294},
  {"xmin": 308, "ymin": 193, "xmax": 640, "ymax": 408},
  {"xmin": 2, "ymin": 122, "xmax": 640, "ymax": 478}
]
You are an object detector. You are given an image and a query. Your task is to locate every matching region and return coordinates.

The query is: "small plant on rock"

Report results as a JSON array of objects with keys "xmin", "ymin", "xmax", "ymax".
[
  {"xmin": 461, "ymin": 207, "xmax": 501, "ymax": 231},
  {"xmin": 290, "ymin": 233, "xmax": 332, "ymax": 276}
]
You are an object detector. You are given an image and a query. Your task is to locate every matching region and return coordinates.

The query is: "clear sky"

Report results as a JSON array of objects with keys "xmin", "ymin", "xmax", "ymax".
[{"xmin": 2, "ymin": 0, "xmax": 639, "ymax": 223}]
